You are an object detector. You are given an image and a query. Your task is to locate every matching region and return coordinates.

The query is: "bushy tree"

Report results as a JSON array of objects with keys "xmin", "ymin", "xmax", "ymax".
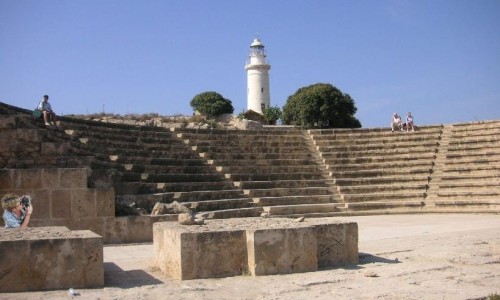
[
  {"xmin": 190, "ymin": 91, "xmax": 234, "ymax": 118},
  {"xmin": 263, "ymin": 106, "xmax": 282, "ymax": 125},
  {"xmin": 282, "ymin": 83, "xmax": 361, "ymax": 128}
]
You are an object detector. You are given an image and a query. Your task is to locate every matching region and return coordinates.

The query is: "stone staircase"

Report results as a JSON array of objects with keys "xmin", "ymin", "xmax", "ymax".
[
  {"xmin": 308, "ymin": 126, "xmax": 444, "ymax": 214},
  {"xmin": 426, "ymin": 120, "xmax": 500, "ymax": 211},
  {"xmin": 173, "ymin": 128, "xmax": 343, "ymax": 218}
]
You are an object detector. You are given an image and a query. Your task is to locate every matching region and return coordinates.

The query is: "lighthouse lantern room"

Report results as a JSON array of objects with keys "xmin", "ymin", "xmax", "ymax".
[{"xmin": 245, "ymin": 38, "xmax": 271, "ymax": 114}]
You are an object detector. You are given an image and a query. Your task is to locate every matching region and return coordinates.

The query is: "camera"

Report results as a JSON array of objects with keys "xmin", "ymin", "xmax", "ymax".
[{"xmin": 20, "ymin": 195, "xmax": 31, "ymax": 208}]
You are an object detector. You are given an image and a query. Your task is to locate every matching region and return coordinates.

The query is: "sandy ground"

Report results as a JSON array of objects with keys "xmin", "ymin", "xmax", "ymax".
[{"xmin": 2, "ymin": 213, "xmax": 499, "ymax": 300}]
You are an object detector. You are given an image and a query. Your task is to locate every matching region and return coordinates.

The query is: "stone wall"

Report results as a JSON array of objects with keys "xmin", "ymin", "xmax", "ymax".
[{"xmin": 0, "ymin": 168, "xmax": 177, "ymax": 243}]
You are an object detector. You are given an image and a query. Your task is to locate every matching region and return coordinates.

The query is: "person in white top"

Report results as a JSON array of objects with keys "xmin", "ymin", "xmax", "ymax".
[
  {"xmin": 406, "ymin": 112, "xmax": 415, "ymax": 131},
  {"xmin": 37, "ymin": 95, "xmax": 57, "ymax": 126},
  {"xmin": 391, "ymin": 112, "xmax": 403, "ymax": 132}
]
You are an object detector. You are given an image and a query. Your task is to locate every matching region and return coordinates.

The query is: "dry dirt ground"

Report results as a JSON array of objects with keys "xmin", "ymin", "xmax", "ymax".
[{"xmin": 3, "ymin": 213, "xmax": 499, "ymax": 300}]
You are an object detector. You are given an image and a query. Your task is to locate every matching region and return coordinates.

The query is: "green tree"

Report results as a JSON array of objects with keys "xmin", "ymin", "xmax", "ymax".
[
  {"xmin": 190, "ymin": 91, "xmax": 234, "ymax": 118},
  {"xmin": 263, "ymin": 106, "xmax": 282, "ymax": 125},
  {"xmin": 282, "ymin": 83, "xmax": 361, "ymax": 128}
]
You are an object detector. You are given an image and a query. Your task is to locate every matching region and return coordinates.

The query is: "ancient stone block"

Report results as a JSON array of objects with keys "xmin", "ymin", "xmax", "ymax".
[
  {"xmin": 60, "ymin": 168, "xmax": 87, "ymax": 188},
  {"xmin": 71, "ymin": 189, "xmax": 95, "ymax": 218},
  {"xmin": 15, "ymin": 169, "xmax": 42, "ymax": 189},
  {"xmin": 154, "ymin": 223, "xmax": 247, "ymax": 280},
  {"xmin": 247, "ymin": 226, "xmax": 318, "ymax": 276},
  {"xmin": 95, "ymin": 188, "xmax": 115, "ymax": 217},
  {"xmin": 42, "ymin": 169, "xmax": 60, "ymax": 189},
  {"xmin": 51, "ymin": 189, "xmax": 72, "ymax": 218},
  {"xmin": 314, "ymin": 222, "xmax": 359, "ymax": 268},
  {"xmin": 0, "ymin": 169, "xmax": 13, "ymax": 189},
  {"xmin": 0, "ymin": 226, "xmax": 103, "ymax": 292}
]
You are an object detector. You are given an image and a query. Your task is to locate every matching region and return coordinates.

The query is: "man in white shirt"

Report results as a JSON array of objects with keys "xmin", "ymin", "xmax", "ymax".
[
  {"xmin": 391, "ymin": 112, "xmax": 403, "ymax": 132},
  {"xmin": 37, "ymin": 95, "xmax": 57, "ymax": 126}
]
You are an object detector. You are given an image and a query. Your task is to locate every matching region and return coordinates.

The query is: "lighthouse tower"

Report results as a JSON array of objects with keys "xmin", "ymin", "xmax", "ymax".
[{"xmin": 245, "ymin": 38, "xmax": 271, "ymax": 114}]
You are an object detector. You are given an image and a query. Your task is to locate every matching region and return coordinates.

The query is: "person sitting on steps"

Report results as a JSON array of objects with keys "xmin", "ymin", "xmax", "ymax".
[
  {"xmin": 391, "ymin": 112, "xmax": 403, "ymax": 132},
  {"xmin": 37, "ymin": 95, "xmax": 57, "ymax": 126},
  {"xmin": 406, "ymin": 112, "xmax": 416, "ymax": 131}
]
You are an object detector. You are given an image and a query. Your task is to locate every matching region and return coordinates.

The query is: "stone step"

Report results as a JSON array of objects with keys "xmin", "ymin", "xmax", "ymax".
[
  {"xmin": 194, "ymin": 146, "xmax": 312, "ymax": 155},
  {"xmin": 114, "ymin": 181, "xmax": 237, "ymax": 195},
  {"xmin": 244, "ymin": 187, "xmax": 333, "ymax": 197},
  {"xmin": 317, "ymin": 141, "xmax": 440, "ymax": 152},
  {"xmin": 211, "ymin": 158, "xmax": 318, "ymax": 167},
  {"xmin": 195, "ymin": 207, "xmax": 264, "ymax": 219},
  {"xmin": 432, "ymin": 199, "xmax": 500, "ymax": 208},
  {"xmin": 449, "ymin": 135, "xmax": 500, "ymax": 145},
  {"xmin": 436, "ymin": 180, "xmax": 499, "ymax": 189},
  {"xmin": 217, "ymin": 164, "xmax": 322, "ymax": 174},
  {"xmin": 172, "ymin": 189, "xmax": 246, "ymax": 202},
  {"xmin": 323, "ymin": 152, "xmax": 436, "ymax": 164},
  {"xmin": 253, "ymin": 195, "xmax": 337, "ymax": 206},
  {"xmin": 185, "ymin": 140, "xmax": 307, "ymax": 148},
  {"xmin": 236, "ymin": 179, "xmax": 333, "ymax": 189},
  {"xmin": 331, "ymin": 167, "xmax": 432, "ymax": 178},
  {"xmin": 443, "ymin": 156, "xmax": 500, "ymax": 165},
  {"xmin": 200, "ymin": 152, "xmax": 314, "ymax": 161},
  {"xmin": 345, "ymin": 200, "xmax": 425, "ymax": 211},
  {"xmin": 442, "ymin": 164, "xmax": 500, "ymax": 173},
  {"xmin": 70, "ymin": 136, "xmax": 190, "ymax": 152},
  {"xmin": 226, "ymin": 172, "xmax": 325, "ymax": 181},
  {"xmin": 64, "ymin": 129, "xmax": 180, "ymax": 144},
  {"xmin": 173, "ymin": 127, "xmax": 302, "ymax": 136},
  {"xmin": 342, "ymin": 191, "xmax": 426, "ymax": 202},
  {"xmin": 91, "ymin": 160, "xmax": 216, "ymax": 175},
  {"xmin": 320, "ymin": 147, "xmax": 435, "ymax": 158},
  {"xmin": 96, "ymin": 154, "xmax": 207, "ymax": 166},
  {"xmin": 436, "ymin": 190, "xmax": 500, "ymax": 198},
  {"xmin": 177, "ymin": 132, "xmax": 306, "ymax": 141},
  {"xmin": 327, "ymin": 160, "xmax": 434, "ymax": 171},
  {"xmin": 118, "ymin": 172, "xmax": 226, "ymax": 183},
  {"xmin": 72, "ymin": 143, "xmax": 199, "ymax": 159},
  {"xmin": 338, "ymin": 183, "xmax": 428, "ymax": 193},
  {"xmin": 439, "ymin": 173, "xmax": 500, "ymax": 181},
  {"xmin": 333, "ymin": 175, "xmax": 429, "ymax": 186},
  {"xmin": 313, "ymin": 132, "xmax": 441, "ymax": 145},
  {"xmin": 184, "ymin": 198, "xmax": 255, "ymax": 211},
  {"xmin": 446, "ymin": 151, "xmax": 500, "ymax": 160},
  {"xmin": 263, "ymin": 203, "xmax": 342, "ymax": 215},
  {"xmin": 446, "ymin": 145, "xmax": 500, "ymax": 154}
]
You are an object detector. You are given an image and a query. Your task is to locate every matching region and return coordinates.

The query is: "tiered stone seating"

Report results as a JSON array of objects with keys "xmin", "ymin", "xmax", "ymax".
[
  {"xmin": 309, "ymin": 126, "xmax": 444, "ymax": 213},
  {"xmin": 174, "ymin": 128, "xmax": 343, "ymax": 218},
  {"xmin": 50, "ymin": 118, "xmax": 254, "ymax": 214},
  {"xmin": 427, "ymin": 121, "xmax": 500, "ymax": 210}
]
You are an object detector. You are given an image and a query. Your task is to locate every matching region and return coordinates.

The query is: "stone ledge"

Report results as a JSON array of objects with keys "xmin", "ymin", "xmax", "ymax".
[
  {"xmin": 153, "ymin": 218, "xmax": 358, "ymax": 280},
  {"xmin": 0, "ymin": 226, "xmax": 103, "ymax": 292}
]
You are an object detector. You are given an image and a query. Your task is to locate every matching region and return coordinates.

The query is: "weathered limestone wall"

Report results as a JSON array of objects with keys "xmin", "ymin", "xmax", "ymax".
[
  {"xmin": 0, "ymin": 168, "xmax": 176, "ymax": 243},
  {"xmin": 0, "ymin": 226, "xmax": 103, "ymax": 292},
  {"xmin": 154, "ymin": 218, "xmax": 358, "ymax": 280}
]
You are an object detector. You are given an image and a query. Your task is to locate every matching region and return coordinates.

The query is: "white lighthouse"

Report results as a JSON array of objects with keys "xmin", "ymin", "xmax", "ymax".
[{"xmin": 245, "ymin": 38, "xmax": 271, "ymax": 114}]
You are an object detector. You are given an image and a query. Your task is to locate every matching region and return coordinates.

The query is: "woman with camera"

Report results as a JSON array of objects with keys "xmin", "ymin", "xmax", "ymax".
[{"xmin": 2, "ymin": 194, "xmax": 34, "ymax": 228}]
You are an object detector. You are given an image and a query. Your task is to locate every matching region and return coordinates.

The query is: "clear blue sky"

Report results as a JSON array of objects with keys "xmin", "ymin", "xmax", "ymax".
[{"xmin": 1, "ymin": 0, "xmax": 499, "ymax": 127}]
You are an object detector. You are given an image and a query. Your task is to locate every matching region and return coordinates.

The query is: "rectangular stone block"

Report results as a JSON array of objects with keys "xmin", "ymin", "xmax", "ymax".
[
  {"xmin": 314, "ymin": 222, "xmax": 359, "ymax": 268},
  {"xmin": 0, "ymin": 226, "xmax": 103, "ymax": 292},
  {"xmin": 15, "ymin": 169, "xmax": 42, "ymax": 189},
  {"xmin": 154, "ymin": 223, "xmax": 247, "ymax": 280},
  {"xmin": 60, "ymin": 168, "xmax": 87, "ymax": 188},
  {"xmin": 0, "ymin": 169, "xmax": 13, "ymax": 189},
  {"xmin": 95, "ymin": 188, "xmax": 115, "ymax": 217},
  {"xmin": 247, "ymin": 226, "xmax": 318, "ymax": 276}
]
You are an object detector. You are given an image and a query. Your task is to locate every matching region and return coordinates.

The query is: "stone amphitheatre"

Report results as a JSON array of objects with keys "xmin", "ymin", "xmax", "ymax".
[{"xmin": 0, "ymin": 101, "xmax": 499, "ymax": 299}]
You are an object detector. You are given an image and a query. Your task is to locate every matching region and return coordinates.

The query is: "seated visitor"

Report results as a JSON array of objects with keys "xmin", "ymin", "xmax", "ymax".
[
  {"xmin": 2, "ymin": 193, "xmax": 34, "ymax": 228},
  {"xmin": 37, "ymin": 95, "xmax": 57, "ymax": 126},
  {"xmin": 406, "ymin": 112, "xmax": 415, "ymax": 131},
  {"xmin": 391, "ymin": 113, "xmax": 403, "ymax": 132}
]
